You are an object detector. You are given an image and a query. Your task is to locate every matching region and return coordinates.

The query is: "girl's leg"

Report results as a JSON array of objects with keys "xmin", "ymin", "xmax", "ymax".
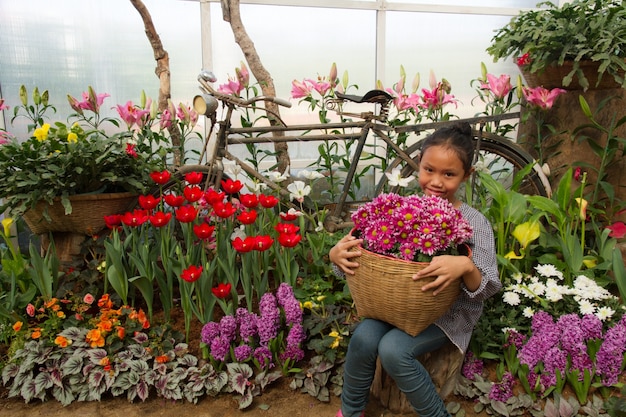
[
  {"xmin": 341, "ymin": 319, "xmax": 393, "ymax": 417},
  {"xmin": 378, "ymin": 324, "xmax": 451, "ymax": 417}
]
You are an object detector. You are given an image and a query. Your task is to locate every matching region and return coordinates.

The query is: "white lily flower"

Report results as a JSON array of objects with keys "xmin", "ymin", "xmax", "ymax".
[
  {"xmin": 266, "ymin": 169, "xmax": 290, "ymax": 183},
  {"xmin": 298, "ymin": 169, "xmax": 325, "ymax": 180},
  {"xmin": 385, "ymin": 167, "xmax": 415, "ymax": 187},
  {"xmin": 287, "ymin": 180, "xmax": 311, "ymax": 202},
  {"xmin": 225, "ymin": 163, "xmax": 242, "ymax": 178}
]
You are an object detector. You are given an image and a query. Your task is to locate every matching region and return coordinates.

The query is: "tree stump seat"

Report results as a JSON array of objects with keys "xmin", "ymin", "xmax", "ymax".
[{"xmin": 370, "ymin": 342, "xmax": 464, "ymax": 415}]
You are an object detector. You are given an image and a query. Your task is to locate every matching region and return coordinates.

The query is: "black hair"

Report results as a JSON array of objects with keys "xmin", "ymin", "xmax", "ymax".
[{"xmin": 420, "ymin": 122, "xmax": 474, "ymax": 174}]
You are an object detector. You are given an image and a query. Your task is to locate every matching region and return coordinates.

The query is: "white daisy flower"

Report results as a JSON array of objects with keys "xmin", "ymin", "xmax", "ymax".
[
  {"xmin": 522, "ymin": 307, "xmax": 535, "ymax": 318},
  {"xmin": 503, "ymin": 291, "xmax": 521, "ymax": 306},
  {"xmin": 596, "ymin": 306, "xmax": 616, "ymax": 322},
  {"xmin": 578, "ymin": 299, "xmax": 595, "ymax": 315},
  {"xmin": 534, "ymin": 264, "xmax": 564, "ymax": 280},
  {"xmin": 544, "ymin": 284, "xmax": 564, "ymax": 302}
]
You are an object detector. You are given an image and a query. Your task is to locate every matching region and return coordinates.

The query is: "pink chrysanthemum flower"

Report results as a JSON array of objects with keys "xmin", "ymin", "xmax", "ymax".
[{"xmin": 351, "ymin": 193, "xmax": 472, "ymax": 262}]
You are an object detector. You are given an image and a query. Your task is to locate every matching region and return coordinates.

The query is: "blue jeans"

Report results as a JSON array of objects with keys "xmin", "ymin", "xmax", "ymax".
[{"xmin": 340, "ymin": 319, "xmax": 450, "ymax": 417}]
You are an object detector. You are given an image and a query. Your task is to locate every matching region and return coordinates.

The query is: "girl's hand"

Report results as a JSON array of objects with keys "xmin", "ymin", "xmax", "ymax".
[
  {"xmin": 329, "ymin": 234, "xmax": 363, "ymax": 275},
  {"xmin": 412, "ymin": 255, "xmax": 476, "ymax": 295}
]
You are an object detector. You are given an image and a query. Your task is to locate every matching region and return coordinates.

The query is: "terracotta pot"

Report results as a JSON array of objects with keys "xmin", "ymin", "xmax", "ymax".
[
  {"xmin": 22, "ymin": 192, "xmax": 138, "ymax": 235},
  {"xmin": 518, "ymin": 60, "xmax": 625, "ymax": 90}
]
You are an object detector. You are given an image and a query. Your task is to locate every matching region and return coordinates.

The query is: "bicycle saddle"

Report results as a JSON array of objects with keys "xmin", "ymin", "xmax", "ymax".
[{"xmin": 335, "ymin": 89, "xmax": 393, "ymax": 104}]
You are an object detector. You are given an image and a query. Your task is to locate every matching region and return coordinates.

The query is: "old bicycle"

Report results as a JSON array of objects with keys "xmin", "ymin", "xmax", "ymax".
[{"xmin": 188, "ymin": 70, "xmax": 551, "ymax": 231}]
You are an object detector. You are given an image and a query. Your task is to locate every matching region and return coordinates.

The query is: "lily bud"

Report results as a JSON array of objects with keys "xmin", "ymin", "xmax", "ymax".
[
  {"xmin": 41, "ymin": 90, "xmax": 49, "ymax": 106},
  {"xmin": 516, "ymin": 75, "xmax": 524, "ymax": 100},
  {"xmin": 33, "ymin": 87, "xmax": 41, "ymax": 105},
  {"xmin": 140, "ymin": 90, "xmax": 147, "ymax": 109},
  {"xmin": 411, "ymin": 72, "xmax": 420, "ymax": 93},
  {"xmin": 19, "ymin": 85, "xmax": 28, "ymax": 106},
  {"xmin": 342, "ymin": 70, "xmax": 349, "ymax": 91},
  {"xmin": 480, "ymin": 62, "xmax": 488, "ymax": 81},
  {"xmin": 329, "ymin": 62, "xmax": 337, "ymax": 87}
]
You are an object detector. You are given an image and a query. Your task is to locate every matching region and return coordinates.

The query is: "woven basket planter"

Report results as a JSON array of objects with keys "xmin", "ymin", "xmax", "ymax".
[
  {"xmin": 346, "ymin": 245, "xmax": 462, "ymax": 337},
  {"xmin": 23, "ymin": 192, "xmax": 138, "ymax": 235},
  {"xmin": 518, "ymin": 60, "xmax": 625, "ymax": 90}
]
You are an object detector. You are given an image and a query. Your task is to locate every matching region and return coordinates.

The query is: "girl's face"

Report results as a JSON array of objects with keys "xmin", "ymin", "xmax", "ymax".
[{"xmin": 418, "ymin": 144, "xmax": 470, "ymax": 207}]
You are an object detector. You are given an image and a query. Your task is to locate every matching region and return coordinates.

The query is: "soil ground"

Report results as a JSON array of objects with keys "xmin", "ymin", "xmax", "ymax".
[{"xmin": 0, "ymin": 380, "xmax": 478, "ymax": 417}]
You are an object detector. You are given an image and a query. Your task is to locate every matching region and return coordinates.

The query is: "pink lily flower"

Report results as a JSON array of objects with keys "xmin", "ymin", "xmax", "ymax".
[
  {"xmin": 0, "ymin": 98, "xmax": 8, "ymax": 111},
  {"xmin": 290, "ymin": 79, "xmax": 312, "ymax": 99},
  {"xmin": 236, "ymin": 62, "xmax": 250, "ymax": 88},
  {"xmin": 115, "ymin": 101, "xmax": 150, "ymax": 129},
  {"xmin": 80, "ymin": 87, "xmax": 110, "ymax": 112},
  {"xmin": 308, "ymin": 78, "xmax": 331, "ymax": 96},
  {"xmin": 481, "ymin": 74, "xmax": 512, "ymax": 99},
  {"xmin": 217, "ymin": 78, "xmax": 243, "ymax": 96},
  {"xmin": 159, "ymin": 108, "xmax": 173, "ymax": 130},
  {"xmin": 522, "ymin": 86, "xmax": 567, "ymax": 110}
]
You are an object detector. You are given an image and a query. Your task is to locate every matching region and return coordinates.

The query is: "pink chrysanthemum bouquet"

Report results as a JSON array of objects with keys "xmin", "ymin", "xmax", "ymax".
[{"xmin": 351, "ymin": 193, "xmax": 473, "ymax": 263}]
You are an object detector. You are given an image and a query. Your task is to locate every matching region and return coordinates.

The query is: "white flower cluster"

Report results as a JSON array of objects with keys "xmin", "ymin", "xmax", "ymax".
[{"xmin": 502, "ymin": 264, "xmax": 618, "ymax": 321}]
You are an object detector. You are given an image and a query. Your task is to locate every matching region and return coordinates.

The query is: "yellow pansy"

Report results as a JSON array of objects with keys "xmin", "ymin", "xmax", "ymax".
[
  {"xmin": 67, "ymin": 132, "xmax": 78, "ymax": 143},
  {"xmin": 329, "ymin": 331, "xmax": 342, "ymax": 349},
  {"xmin": 2, "ymin": 217, "xmax": 13, "ymax": 236},
  {"xmin": 33, "ymin": 123, "xmax": 50, "ymax": 141},
  {"xmin": 582, "ymin": 258, "xmax": 597, "ymax": 269}
]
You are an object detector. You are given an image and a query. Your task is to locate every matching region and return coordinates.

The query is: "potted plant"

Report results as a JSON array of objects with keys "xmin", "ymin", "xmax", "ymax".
[
  {"xmin": 486, "ymin": 0, "xmax": 626, "ymax": 90},
  {"xmin": 0, "ymin": 86, "xmax": 178, "ymax": 235}
]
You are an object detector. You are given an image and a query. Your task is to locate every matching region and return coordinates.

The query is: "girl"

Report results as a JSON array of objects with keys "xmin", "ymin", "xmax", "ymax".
[{"xmin": 329, "ymin": 122, "xmax": 501, "ymax": 417}]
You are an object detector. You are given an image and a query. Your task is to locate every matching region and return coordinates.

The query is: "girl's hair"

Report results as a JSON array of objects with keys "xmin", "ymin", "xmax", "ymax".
[{"xmin": 420, "ymin": 122, "xmax": 474, "ymax": 174}]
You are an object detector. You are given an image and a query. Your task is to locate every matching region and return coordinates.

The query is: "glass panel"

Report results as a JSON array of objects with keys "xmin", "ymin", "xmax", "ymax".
[
  {"xmin": 392, "ymin": 0, "xmax": 553, "ymax": 7},
  {"xmin": 384, "ymin": 11, "xmax": 521, "ymax": 119},
  {"xmin": 0, "ymin": 0, "xmax": 201, "ymax": 138}
]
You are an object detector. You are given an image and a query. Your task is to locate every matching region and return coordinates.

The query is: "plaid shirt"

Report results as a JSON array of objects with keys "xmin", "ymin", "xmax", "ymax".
[{"xmin": 433, "ymin": 203, "xmax": 501, "ymax": 353}]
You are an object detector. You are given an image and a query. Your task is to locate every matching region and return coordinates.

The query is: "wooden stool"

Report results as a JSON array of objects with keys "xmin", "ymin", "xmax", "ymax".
[{"xmin": 370, "ymin": 342, "xmax": 464, "ymax": 415}]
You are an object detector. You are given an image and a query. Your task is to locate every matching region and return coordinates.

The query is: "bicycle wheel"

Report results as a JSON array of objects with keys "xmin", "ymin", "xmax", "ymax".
[{"xmin": 375, "ymin": 130, "xmax": 551, "ymax": 199}]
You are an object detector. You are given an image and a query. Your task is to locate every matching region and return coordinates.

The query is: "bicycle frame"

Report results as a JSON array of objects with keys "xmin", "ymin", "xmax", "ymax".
[{"xmin": 193, "ymin": 72, "xmax": 545, "ymax": 231}]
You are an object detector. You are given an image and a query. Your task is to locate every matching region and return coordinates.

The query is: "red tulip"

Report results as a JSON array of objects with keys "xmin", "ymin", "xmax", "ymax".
[
  {"xmin": 232, "ymin": 236, "xmax": 256, "ymax": 253},
  {"xmin": 164, "ymin": 193, "xmax": 185, "ymax": 207},
  {"xmin": 212, "ymin": 282, "xmax": 232, "ymax": 298},
  {"xmin": 149, "ymin": 211, "xmax": 172, "ymax": 227},
  {"xmin": 121, "ymin": 209, "xmax": 149, "ymax": 227},
  {"xmin": 221, "ymin": 178, "xmax": 244, "ymax": 194},
  {"xmin": 183, "ymin": 185, "xmax": 203, "ymax": 203},
  {"xmin": 239, "ymin": 193, "xmax": 259, "ymax": 208},
  {"xmin": 175, "ymin": 205, "xmax": 198, "ymax": 223},
  {"xmin": 254, "ymin": 235, "xmax": 274, "ymax": 251},
  {"xmin": 275, "ymin": 223, "xmax": 299, "ymax": 234},
  {"xmin": 184, "ymin": 171, "xmax": 204, "ymax": 185},
  {"xmin": 193, "ymin": 223, "xmax": 215, "ymax": 240},
  {"xmin": 213, "ymin": 201, "xmax": 237, "ymax": 218},
  {"xmin": 104, "ymin": 214, "xmax": 122, "ymax": 229},
  {"xmin": 259, "ymin": 194, "xmax": 279, "ymax": 208},
  {"xmin": 138, "ymin": 194, "xmax": 160, "ymax": 211},
  {"xmin": 278, "ymin": 233, "xmax": 302, "ymax": 248},
  {"xmin": 181, "ymin": 265, "xmax": 203, "ymax": 283},
  {"xmin": 150, "ymin": 170, "xmax": 172, "ymax": 185},
  {"xmin": 204, "ymin": 188, "xmax": 225, "ymax": 205},
  {"xmin": 237, "ymin": 210, "xmax": 258, "ymax": 225}
]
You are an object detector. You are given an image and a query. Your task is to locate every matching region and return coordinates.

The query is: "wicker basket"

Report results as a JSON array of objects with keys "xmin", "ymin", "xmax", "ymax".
[
  {"xmin": 346, "ymin": 246, "xmax": 461, "ymax": 337},
  {"xmin": 22, "ymin": 192, "xmax": 138, "ymax": 235}
]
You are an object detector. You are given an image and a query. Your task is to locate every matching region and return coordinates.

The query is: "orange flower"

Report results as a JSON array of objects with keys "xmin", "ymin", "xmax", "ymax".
[
  {"xmin": 155, "ymin": 355, "xmax": 170, "ymax": 364},
  {"xmin": 44, "ymin": 298, "xmax": 59, "ymax": 309},
  {"xmin": 116, "ymin": 326, "xmax": 125, "ymax": 339},
  {"xmin": 56, "ymin": 311, "xmax": 66, "ymax": 319},
  {"xmin": 31, "ymin": 328, "xmax": 42, "ymax": 339},
  {"xmin": 98, "ymin": 319, "xmax": 114, "ymax": 333},
  {"xmin": 86, "ymin": 329, "xmax": 105, "ymax": 348},
  {"xmin": 97, "ymin": 294, "xmax": 113, "ymax": 310},
  {"xmin": 54, "ymin": 335, "xmax": 71, "ymax": 348},
  {"xmin": 137, "ymin": 309, "xmax": 150, "ymax": 329},
  {"xmin": 99, "ymin": 356, "xmax": 110, "ymax": 366},
  {"xmin": 12, "ymin": 321, "xmax": 23, "ymax": 332}
]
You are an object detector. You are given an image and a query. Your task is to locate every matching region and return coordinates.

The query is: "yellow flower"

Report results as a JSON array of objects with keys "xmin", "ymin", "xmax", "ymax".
[
  {"xmin": 33, "ymin": 123, "xmax": 50, "ymax": 141},
  {"xmin": 2, "ymin": 217, "xmax": 13, "ymax": 236},
  {"xmin": 504, "ymin": 250, "xmax": 523, "ymax": 260},
  {"xmin": 67, "ymin": 132, "xmax": 78, "ymax": 143},
  {"xmin": 575, "ymin": 198, "xmax": 588, "ymax": 220},
  {"xmin": 302, "ymin": 301, "xmax": 313, "ymax": 310},
  {"xmin": 512, "ymin": 220, "xmax": 540, "ymax": 250},
  {"xmin": 583, "ymin": 258, "xmax": 597, "ymax": 269},
  {"xmin": 329, "ymin": 330, "xmax": 342, "ymax": 349}
]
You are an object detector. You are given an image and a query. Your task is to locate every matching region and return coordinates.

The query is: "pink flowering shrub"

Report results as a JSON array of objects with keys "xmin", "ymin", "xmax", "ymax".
[{"xmin": 351, "ymin": 193, "xmax": 473, "ymax": 262}]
